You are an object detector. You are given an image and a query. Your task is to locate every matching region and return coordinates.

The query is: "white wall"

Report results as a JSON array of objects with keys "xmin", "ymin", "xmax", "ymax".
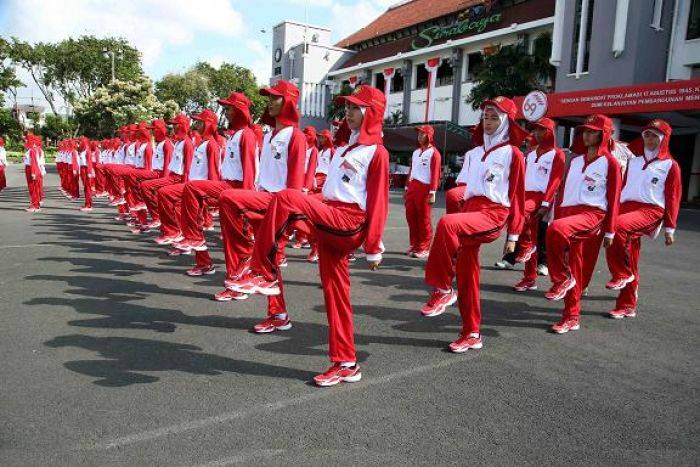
[{"xmin": 667, "ymin": 0, "xmax": 700, "ymax": 80}]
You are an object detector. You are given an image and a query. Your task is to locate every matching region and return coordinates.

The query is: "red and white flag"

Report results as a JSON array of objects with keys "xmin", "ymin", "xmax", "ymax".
[
  {"xmin": 382, "ymin": 67, "xmax": 396, "ymax": 118},
  {"xmin": 424, "ymin": 57, "xmax": 441, "ymax": 122}
]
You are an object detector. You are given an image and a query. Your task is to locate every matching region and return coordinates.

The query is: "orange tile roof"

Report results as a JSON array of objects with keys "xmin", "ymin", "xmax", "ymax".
[{"xmin": 336, "ymin": 0, "xmax": 483, "ymax": 48}]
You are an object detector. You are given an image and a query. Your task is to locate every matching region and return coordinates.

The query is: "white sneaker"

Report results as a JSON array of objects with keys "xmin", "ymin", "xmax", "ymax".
[
  {"xmin": 494, "ymin": 260, "xmax": 514, "ymax": 270},
  {"xmin": 537, "ymin": 264, "xmax": 549, "ymax": 276}
]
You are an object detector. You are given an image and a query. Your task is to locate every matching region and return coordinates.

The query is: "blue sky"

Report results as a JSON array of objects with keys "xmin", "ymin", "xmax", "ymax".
[{"xmin": 1, "ymin": 0, "xmax": 396, "ymax": 108}]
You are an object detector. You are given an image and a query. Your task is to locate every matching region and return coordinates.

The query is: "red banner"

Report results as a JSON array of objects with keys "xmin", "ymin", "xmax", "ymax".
[{"xmin": 514, "ymin": 80, "xmax": 700, "ymax": 119}]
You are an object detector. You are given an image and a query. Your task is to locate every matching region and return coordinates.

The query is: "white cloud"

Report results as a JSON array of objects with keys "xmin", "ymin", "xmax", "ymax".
[
  {"xmin": 245, "ymin": 39, "xmax": 271, "ymax": 86},
  {"xmin": 329, "ymin": 0, "xmax": 395, "ymax": 42},
  {"xmin": 3, "ymin": 0, "xmax": 244, "ymax": 69}
]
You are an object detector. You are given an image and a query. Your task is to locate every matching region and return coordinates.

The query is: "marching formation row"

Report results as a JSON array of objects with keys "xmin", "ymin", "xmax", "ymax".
[{"xmin": 14, "ymin": 80, "xmax": 681, "ymax": 387}]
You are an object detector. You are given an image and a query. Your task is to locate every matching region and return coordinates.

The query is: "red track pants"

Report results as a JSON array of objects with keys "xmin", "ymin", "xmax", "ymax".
[
  {"xmin": 519, "ymin": 192, "xmax": 545, "ymax": 282},
  {"xmin": 546, "ymin": 206, "xmax": 606, "ymax": 319},
  {"xmin": 79, "ymin": 166, "xmax": 93, "ymax": 208},
  {"xmin": 405, "ymin": 180, "xmax": 434, "ymax": 252},
  {"xmin": 445, "ymin": 185, "xmax": 466, "ymax": 214},
  {"xmin": 180, "ymin": 180, "xmax": 242, "ymax": 268},
  {"xmin": 0, "ymin": 166, "xmax": 6, "ymax": 191},
  {"xmin": 424, "ymin": 197, "xmax": 509, "ymax": 334},
  {"xmin": 141, "ymin": 174, "xmax": 182, "ymax": 222},
  {"xmin": 25, "ymin": 166, "xmax": 42, "ymax": 208},
  {"xmin": 605, "ymin": 201, "xmax": 664, "ymax": 311},
  {"xmin": 219, "ymin": 189, "xmax": 289, "ymax": 316},
  {"xmin": 250, "ymin": 189, "xmax": 367, "ymax": 363}
]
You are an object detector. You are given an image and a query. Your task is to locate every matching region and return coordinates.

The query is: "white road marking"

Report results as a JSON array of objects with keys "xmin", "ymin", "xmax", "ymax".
[
  {"xmin": 195, "ymin": 450, "xmax": 285, "ymax": 466},
  {"xmin": 81, "ymin": 353, "xmax": 476, "ymax": 451}
]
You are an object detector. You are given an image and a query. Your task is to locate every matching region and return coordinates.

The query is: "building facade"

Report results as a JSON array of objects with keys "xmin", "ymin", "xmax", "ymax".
[{"xmin": 269, "ymin": 0, "xmax": 700, "ymax": 199}]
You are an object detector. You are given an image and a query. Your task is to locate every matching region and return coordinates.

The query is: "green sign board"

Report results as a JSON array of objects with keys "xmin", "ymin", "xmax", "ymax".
[{"xmin": 411, "ymin": 13, "xmax": 503, "ymax": 50}]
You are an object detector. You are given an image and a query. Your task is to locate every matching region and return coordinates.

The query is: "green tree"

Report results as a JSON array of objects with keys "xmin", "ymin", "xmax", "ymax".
[
  {"xmin": 155, "ymin": 61, "xmax": 265, "ymax": 122},
  {"xmin": 0, "ymin": 108, "xmax": 23, "ymax": 143},
  {"xmin": 40, "ymin": 114, "xmax": 78, "ymax": 143},
  {"xmin": 73, "ymin": 76, "xmax": 179, "ymax": 138},
  {"xmin": 326, "ymin": 82, "xmax": 353, "ymax": 122},
  {"xmin": 0, "ymin": 37, "xmax": 23, "ymax": 107},
  {"xmin": 5, "ymin": 35, "xmax": 143, "ymax": 112},
  {"xmin": 467, "ymin": 33, "xmax": 554, "ymax": 109}
]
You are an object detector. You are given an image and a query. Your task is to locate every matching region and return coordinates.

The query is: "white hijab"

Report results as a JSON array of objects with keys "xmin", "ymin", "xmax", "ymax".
[
  {"xmin": 642, "ymin": 129, "xmax": 664, "ymax": 161},
  {"xmin": 482, "ymin": 105, "xmax": 510, "ymax": 151}
]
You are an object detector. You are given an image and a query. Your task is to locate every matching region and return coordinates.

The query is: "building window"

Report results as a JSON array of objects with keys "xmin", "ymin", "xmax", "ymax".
[
  {"xmin": 688, "ymin": 0, "xmax": 700, "ymax": 40},
  {"xmin": 274, "ymin": 66, "xmax": 281, "ymax": 76},
  {"xmin": 391, "ymin": 68, "xmax": 405, "ymax": 93},
  {"xmin": 374, "ymin": 72, "xmax": 385, "ymax": 91},
  {"xmin": 465, "ymin": 52, "xmax": 483, "ymax": 81},
  {"xmin": 415, "ymin": 64, "xmax": 429, "ymax": 89},
  {"xmin": 436, "ymin": 60, "xmax": 454, "ymax": 87},
  {"xmin": 569, "ymin": 0, "xmax": 595, "ymax": 75}
]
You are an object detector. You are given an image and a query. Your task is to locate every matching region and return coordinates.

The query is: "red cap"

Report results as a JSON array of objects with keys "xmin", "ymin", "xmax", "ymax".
[
  {"xmin": 192, "ymin": 108, "xmax": 218, "ymax": 125},
  {"xmin": 218, "ymin": 91, "xmax": 252, "ymax": 126},
  {"xmin": 260, "ymin": 80, "xmax": 299, "ymax": 101},
  {"xmin": 577, "ymin": 114, "xmax": 613, "ymax": 133},
  {"xmin": 336, "ymin": 85, "xmax": 386, "ymax": 111},
  {"xmin": 481, "ymin": 96, "xmax": 518, "ymax": 120},
  {"xmin": 415, "ymin": 124, "xmax": 435, "ymax": 146}
]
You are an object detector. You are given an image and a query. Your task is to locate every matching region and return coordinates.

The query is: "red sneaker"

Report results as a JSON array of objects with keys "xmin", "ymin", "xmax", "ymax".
[
  {"xmin": 154, "ymin": 234, "xmax": 184, "ymax": 245},
  {"xmin": 348, "ymin": 253, "xmax": 356, "ymax": 262},
  {"xmin": 168, "ymin": 247, "xmax": 190, "ymax": 256},
  {"xmin": 79, "ymin": 207, "xmax": 93, "ymax": 212},
  {"xmin": 313, "ymin": 363, "xmax": 362, "ymax": 387},
  {"xmin": 421, "ymin": 289, "xmax": 457, "ymax": 317},
  {"xmin": 203, "ymin": 224, "xmax": 215, "ymax": 232},
  {"xmin": 229, "ymin": 274, "xmax": 280, "ymax": 295},
  {"xmin": 292, "ymin": 241, "xmax": 303, "ymax": 249},
  {"xmin": 278, "ymin": 258, "xmax": 288, "ymax": 268},
  {"xmin": 608, "ymin": 308, "xmax": 637, "ymax": 319},
  {"xmin": 213, "ymin": 289, "xmax": 248, "ymax": 301},
  {"xmin": 448, "ymin": 333, "xmax": 483, "ymax": 353},
  {"xmin": 186, "ymin": 265, "xmax": 216, "ymax": 277},
  {"xmin": 25, "ymin": 207, "xmax": 41, "ymax": 213},
  {"xmin": 252, "ymin": 316, "xmax": 292, "ymax": 333},
  {"xmin": 550, "ymin": 317, "xmax": 580, "ymax": 334},
  {"xmin": 514, "ymin": 278, "xmax": 537, "ymax": 292},
  {"xmin": 544, "ymin": 277, "xmax": 576, "ymax": 301},
  {"xmin": 413, "ymin": 250, "xmax": 429, "ymax": 259},
  {"xmin": 515, "ymin": 246, "xmax": 536, "ymax": 263},
  {"xmin": 175, "ymin": 238, "xmax": 208, "ymax": 252},
  {"xmin": 605, "ymin": 275, "xmax": 635, "ymax": 290}
]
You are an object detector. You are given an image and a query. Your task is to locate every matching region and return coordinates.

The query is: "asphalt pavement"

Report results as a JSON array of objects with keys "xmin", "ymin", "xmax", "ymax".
[{"xmin": 0, "ymin": 163, "xmax": 697, "ymax": 465}]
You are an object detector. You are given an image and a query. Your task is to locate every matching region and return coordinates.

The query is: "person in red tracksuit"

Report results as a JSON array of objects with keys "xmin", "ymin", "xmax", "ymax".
[
  {"xmin": 173, "ymin": 92, "xmax": 258, "ymax": 280},
  {"xmin": 107, "ymin": 124, "xmax": 139, "ymax": 208},
  {"xmin": 404, "ymin": 125, "xmax": 441, "ymax": 258},
  {"xmin": 24, "ymin": 133, "xmax": 43, "ymax": 212},
  {"xmin": 289, "ymin": 126, "xmax": 319, "ymax": 249},
  {"xmin": 420, "ymin": 96, "xmax": 527, "ymax": 352},
  {"xmin": 140, "ymin": 115, "xmax": 194, "ymax": 230},
  {"xmin": 214, "ymin": 80, "xmax": 306, "ymax": 312},
  {"xmin": 90, "ymin": 140, "xmax": 105, "ymax": 197},
  {"xmin": 77, "ymin": 136, "xmax": 95, "ymax": 212},
  {"xmin": 315, "ymin": 129, "xmax": 334, "ymax": 191},
  {"xmin": 228, "ymin": 84, "xmax": 389, "ymax": 387},
  {"xmin": 545, "ymin": 114, "xmax": 621, "ymax": 334},
  {"xmin": 605, "ymin": 119, "xmax": 681, "ymax": 319},
  {"xmin": 123, "ymin": 119, "xmax": 172, "ymax": 232},
  {"xmin": 120, "ymin": 122, "xmax": 154, "ymax": 230},
  {"xmin": 513, "ymin": 118, "xmax": 565, "ymax": 292},
  {"xmin": 154, "ymin": 109, "xmax": 221, "ymax": 245}
]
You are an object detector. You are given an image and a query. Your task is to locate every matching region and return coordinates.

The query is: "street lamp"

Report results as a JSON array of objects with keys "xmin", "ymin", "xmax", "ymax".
[{"xmin": 102, "ymin": 47, "xmax": 124, "ymax": 82}]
